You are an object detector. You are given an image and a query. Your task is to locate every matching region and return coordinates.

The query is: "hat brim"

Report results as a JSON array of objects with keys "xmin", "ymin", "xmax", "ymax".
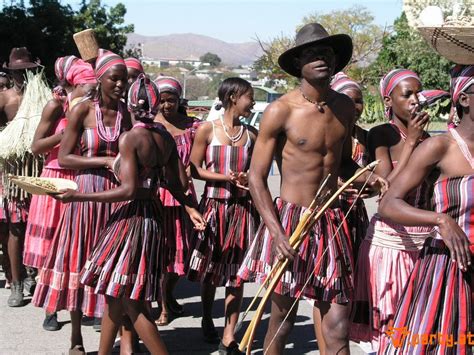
[
  {"xmin": 3, "ymin": 62, "xmax": 40, "ymax": 70},
  {"xmin": 278, "ymin": 34, "xmax": 353, "ymax": 78}
]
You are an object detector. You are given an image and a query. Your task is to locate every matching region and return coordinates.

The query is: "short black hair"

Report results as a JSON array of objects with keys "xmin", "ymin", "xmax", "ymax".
[{"xmin": 217, "ymin": 77, "xmax": 252, "ymax": 109}]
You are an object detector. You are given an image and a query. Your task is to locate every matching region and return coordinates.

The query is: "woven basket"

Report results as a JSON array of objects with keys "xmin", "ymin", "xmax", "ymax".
[
  {"xmin": 8, "ymin": 175, "xmax": 78, "ymax": 195},
  {"xmin": 418, "ymin": 26, "xmax": 474, "ymax": 64}
]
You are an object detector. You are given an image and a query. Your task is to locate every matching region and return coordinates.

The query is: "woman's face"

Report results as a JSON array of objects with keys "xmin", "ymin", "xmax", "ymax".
[
  {"xmin": 385, "ymin": 78, "xmax": 421, "ymax": 122},
  {"xmin": 233, "ymin": 87, "xmax": 255, "ymax": 118},
  {"xmin": 159, "ymin": 91, "xmax": 180, "ymax": 119},
  {"xmin": 342, "ymin": 88, "xmax": 364, "ymax": 122},
  {"xmin": 127, "ymin": 67, "xmax": 141, "ymax": 85},
  {"xmin": 100, "ymin": 65, "xmax": 127, "ymax": 101}
]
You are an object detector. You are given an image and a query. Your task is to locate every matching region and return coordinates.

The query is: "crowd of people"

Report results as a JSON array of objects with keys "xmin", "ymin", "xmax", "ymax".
[{"xmin": 0, "ymin": 22, "xmax": 472, "ymax": 355}]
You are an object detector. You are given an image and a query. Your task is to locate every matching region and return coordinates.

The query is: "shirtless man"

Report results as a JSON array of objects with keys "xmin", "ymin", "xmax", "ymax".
[
  {"xmin": 0, "ymin": 47, "xmax": 40, "ymax": 306},
  {"xmin": 238, "ymin": 23, "xmax": 386, "ymax": 354}
]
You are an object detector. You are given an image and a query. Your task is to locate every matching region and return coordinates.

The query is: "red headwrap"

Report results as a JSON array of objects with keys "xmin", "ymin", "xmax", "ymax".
[
  {"xmin": 95, "ymin": 48, "xmax": 126, "ymax": 80},
  {"xmin": 54, "ymin": 55, "xmax": 78, "ymax": 84},
  {"xmin": 66, "ymin": 59, "xmax": 97, "ymax": 86},
  {"xmin": 450, "ymin": 65, "xmax": 474, "ymax": 105},
  {"xmin": 125, "ymin": 58, "xmax": 144, "ymax": 73},
  {"xmin": 379, "ymin": 68, "xmax": 421, "ymax": 117},
  {"xmin": 330, "ymin": 72, "xmax": 361, "ymax": 94},
  {"xmin": 127, "ymin": 74, "xmax": 160, "ymax": 119},
  {"xmin": 154, "ymin": 76, "xmax": 183, "ymax": 97}
]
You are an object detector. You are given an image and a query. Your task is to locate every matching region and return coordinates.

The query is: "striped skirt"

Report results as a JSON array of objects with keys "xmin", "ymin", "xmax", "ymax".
[
  {"xmin": 238, "ymin": 198, "xmax": 354, "ymax": 303},
  {"xmin": 81, "ymin": 197, "xmax": 163, "ymax": 301},
  {"xmin": 351, "ymin": 214, "xmax": 433, "ymax": 351},
  {"xmin": 162, "ymin": 205, "xmax": 192, "ymax": 276},
  {"xmin": 339, "ymin": 195, "xmax": 369, "ymax": 263},
  {"xmin": 187, "ymin": 197, "xmax": 260, "ymax": 287},
  {"xmin": 23, "ymin": 168, "xmax": 75, "ymax": 269},
  {"xmin": 382, "ymin": 238, "xmax": 473, "ymax": 355},
  {"xmin": 0, "ymin": 198, "xmax": 29, "ymax": 224},
  {"xmin": 32, "ymin": 169, "xmax": 118, "ymax": 317}
]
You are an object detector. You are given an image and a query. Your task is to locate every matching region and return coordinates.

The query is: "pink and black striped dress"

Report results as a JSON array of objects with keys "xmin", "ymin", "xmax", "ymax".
[
  {"xmin": 339, "ymin": 134, "xmax": 370, "ymax": 262},
  {"xmin": 384, "ymin": 129, "xmax": 474, "ymax": 355},
  {"xmin": 81, "ymin": 123, "xmax": 165, "ymax": 301},
  {"xmin": 351, "ymin": 123, "xmax": 434, "ymax": 351},
  {"xmin": 160, "ymin": 117, "xmax": 200, "ymax": 276},
  {"xmin": 187, "ymin": 122, "xmax": 259, "ymax": 287},
  {"xmin": 33, "ymin": 125, "xmax": 119, "ymax": 318},
  {"xmin": 23, "ymin": 116, "xmax": 75, "ymax": 269}
]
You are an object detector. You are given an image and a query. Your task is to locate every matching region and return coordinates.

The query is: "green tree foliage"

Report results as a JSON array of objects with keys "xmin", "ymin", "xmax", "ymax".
[
  {"xmin": 367, "ymin": 13, "xmax": 452, "ymax": 91},
  {"xmin": 199, "ymin": 52, "xmax": 222, "ymax": 67},
  {"xmin": 0, "ymin": 0, "xmax": 133, "ymax": 83}
]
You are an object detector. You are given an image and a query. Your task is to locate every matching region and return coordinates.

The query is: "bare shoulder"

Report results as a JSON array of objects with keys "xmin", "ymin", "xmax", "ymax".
[
  {"xmin": 416, "ymin": 133, "xmax": 451, "ymax": 155},
  {"xmin": 194, "ymin": 120, "xmax": 213, "ymax": 137},
  {"xmin": 259, "ymin": 95, "xmax": 292, "ymax": 132},
  {"xmin": 69, "ymin": 99, "xmax": 91, "ymax": 119}
]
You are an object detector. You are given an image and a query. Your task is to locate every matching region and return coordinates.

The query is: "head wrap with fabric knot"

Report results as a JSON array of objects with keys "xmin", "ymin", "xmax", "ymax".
[
  {"xmin": 95, "ymin": 48, "xmax": 126, "ymax": 80},
  {"xmin": 450, "ymin": 65, "xmax": 474, "ymax": 106},
  {"xmin": 125, "ymin": 58, "xmax": 144, "ymax": 73},
  {"xmin": 330, "ymin": 72, "xmax": 361, "ymax": 94},
  {"xmin": 127, "ymin": 73, "xmax": 160, "ymax": 120},
  {"xmin": 54, "ymin": 55, "xmax": 78, "ymax": 84},
  {"xmin": 379, "ymin": 68, "xmax": 421, "ymax": 117},
  {"xmin": 154, "ymin": 76, "xmax": 183, "ymax": 97},
  {"xmin": 66, "ymin": 59, "xmax": 97, "ymax": 86}
]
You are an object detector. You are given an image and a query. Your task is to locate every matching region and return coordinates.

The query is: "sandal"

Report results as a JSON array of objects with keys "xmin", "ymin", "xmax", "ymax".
[
  {"xmin": 155, "ymin": 312, "xmax": 169, "ymax": 326},
  {"xmin": 202, "ymin": 319, "xmax": 220, "ymax": 344},
  {"xmin": 68, "ymin": 345, "xmax": 86, "ymax": 355}
]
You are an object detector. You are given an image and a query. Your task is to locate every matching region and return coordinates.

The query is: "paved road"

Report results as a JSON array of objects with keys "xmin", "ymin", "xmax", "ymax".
[{"xmin": 0, "ymin": 174, "xmax": 376, "ymax": 354}]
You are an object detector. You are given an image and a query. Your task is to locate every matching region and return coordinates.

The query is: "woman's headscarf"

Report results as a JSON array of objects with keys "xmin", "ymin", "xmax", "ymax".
[
  {"xmin": 379, "ymin": 68, "xmax": 421, "ymax": 117},
  {"xmin": 154, "ymin": 76, "xmax": 183, "ymax": 97},
  {"xmin": 124, "ymin": 57, "xmax": 144, "ymax": 73},
  {"xmin": 95, "ymin": 48, "xmax": 126, "ymax": 80},
  {"xmin": 127, "ymin": 73, "xmax": 160, "ymax": 119}
]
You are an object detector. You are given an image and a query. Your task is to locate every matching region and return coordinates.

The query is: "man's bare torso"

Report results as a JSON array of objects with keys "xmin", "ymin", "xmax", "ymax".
[{"xmin": 274, "ymin": 89, "xmax": 352, "ymax": 207}]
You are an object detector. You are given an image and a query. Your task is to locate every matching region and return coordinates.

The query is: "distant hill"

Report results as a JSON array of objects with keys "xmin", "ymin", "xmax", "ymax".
[{"xmin": 127, "ymin": 33, "xmax": 263, "ymax": 66}]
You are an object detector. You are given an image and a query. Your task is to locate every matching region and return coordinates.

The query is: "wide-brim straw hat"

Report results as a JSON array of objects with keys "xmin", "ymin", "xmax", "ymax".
[
  {"xmin": 8, "ymin": 175, "xmax": 78, "ymax": 195},
  {"xmin": 278, "ymin": 23, "xmax": 353, "ymax": 77},
  {"xmin": 3, "ymin": 47, "xmax": 40, "ymax": 70}
]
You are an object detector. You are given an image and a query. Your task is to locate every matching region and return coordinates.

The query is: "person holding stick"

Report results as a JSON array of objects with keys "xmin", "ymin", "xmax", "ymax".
[{"xmin": 237, "ymin": 23, "xmax": 386, "ymax": 354}]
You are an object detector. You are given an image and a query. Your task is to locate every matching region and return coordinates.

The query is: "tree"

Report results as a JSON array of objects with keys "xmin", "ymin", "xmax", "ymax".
[
  {"xmin": 253, "ymin": 6, "xmax": 385, "ymax": 88},
  {"xmin": 199, "ymin": 52, "xmax": 222, "ymax": 67},
  {"xmin": 0, "ymin": 0, "xmax": 134, "ymax": 83},
  {"xmin": 367, "ymin": 13, "xmax": 452, "ymax": 91}
]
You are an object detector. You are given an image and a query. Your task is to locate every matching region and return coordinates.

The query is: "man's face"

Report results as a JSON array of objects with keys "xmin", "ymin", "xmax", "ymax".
[
  {"xmin": 298, "ymin": 45, "xmax": 336, "ymax": 80},
  {"xmin": 10, "ymin": 69, "xmax": 26, "ymax": 87}
]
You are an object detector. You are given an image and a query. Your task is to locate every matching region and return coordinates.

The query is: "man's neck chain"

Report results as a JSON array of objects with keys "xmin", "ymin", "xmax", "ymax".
[{"xmin": 299, "ymin": 87, "xmax": 327, "ymax": 113}]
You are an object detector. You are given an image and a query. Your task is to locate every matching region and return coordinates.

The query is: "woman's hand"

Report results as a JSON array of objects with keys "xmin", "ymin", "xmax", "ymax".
[
  {"xmin": 50, "ymin": 189, "xmax": 79, "ymax": 203},
  {"xmin": 437, "ymin": 214, "xmax": 472, "ymax": 271},
  {"xmin": 407, "ymin": 109, "xmax": 429, "ymax": 144},
  {"xmin": 185, "ymin": 206, "xmax": 207, "ymax": 231},
  {"xmin": 229, "ymin": 170, "xmax": 250, "ymax": 191}
]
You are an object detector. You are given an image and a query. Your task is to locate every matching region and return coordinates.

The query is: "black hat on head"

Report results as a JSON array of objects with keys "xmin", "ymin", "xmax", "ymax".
[
  {"xmin": 3, "ymin": 47, "xmax": 40, "ymax": 70},
  {"xmin": 278, "ymin": 23, "xmax": 353, "ymax": 78}
]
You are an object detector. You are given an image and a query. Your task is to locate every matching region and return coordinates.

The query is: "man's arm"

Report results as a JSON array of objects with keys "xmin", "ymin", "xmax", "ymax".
[{"xmin": 248, "ymin": 101, "xmax": 297, "ymax": 261}]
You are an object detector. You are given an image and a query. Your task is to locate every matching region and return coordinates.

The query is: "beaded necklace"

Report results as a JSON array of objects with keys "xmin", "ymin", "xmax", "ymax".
[
  {"xmin": 95, "ymin": 100, "xmax": 123, "ymax": 142},
  {"xmin": 219, "ymin": 115, "xmax": 244, "ymax": 144}
]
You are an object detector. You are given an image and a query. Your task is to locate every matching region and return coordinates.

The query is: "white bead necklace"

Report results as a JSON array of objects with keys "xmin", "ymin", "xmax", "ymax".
[{"xmin": 219, "ymin": 116, "xmax": 244, "ymax": 144}]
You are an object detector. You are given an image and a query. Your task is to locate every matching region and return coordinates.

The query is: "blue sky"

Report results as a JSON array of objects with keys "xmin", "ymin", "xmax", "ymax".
[{"xmin": 81, "ymin": 0, "xmax": 403, "ymax": 43}]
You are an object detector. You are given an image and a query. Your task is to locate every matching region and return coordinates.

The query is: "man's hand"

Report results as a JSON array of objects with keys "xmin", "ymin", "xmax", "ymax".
[{"xmin": 273, "ymin": 233, "xmax": 297, "ymax": 262}]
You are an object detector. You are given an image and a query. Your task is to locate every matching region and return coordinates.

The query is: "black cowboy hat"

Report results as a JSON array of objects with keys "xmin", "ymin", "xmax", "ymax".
[
  {"xmin": 278, "ymin": 23, "xmax": 353, "ymax": 78},
  {"xmin": 3, "ymin": 47, "xmax": 40, "ymax": 70}
]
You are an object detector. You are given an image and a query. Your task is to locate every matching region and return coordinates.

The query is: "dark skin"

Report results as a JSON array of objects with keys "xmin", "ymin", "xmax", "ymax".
[
  {"xmin": 248, "ymin": 45, "xmax": 386, "ymax": 355},
  {"xmin": 0, "ymin": 68, "xmax": 33, "ymax": 289},
  {"xmin": 55, "ymin": 120, "xmax": 206, "ymax": 355},
  {"xmin": 127, "ymin": 67, "xmax": 142, "ymax": 86},
  {"xmin": 154, "ymin": 90, "xmax": 195, "ymax": 325},
  {"xmin": 189, "ymin": 86, "xmax": 257, "ymax": 347},
  {"xmin": 379, "ymin": 86, "xmax": 474, "ymax": 272},
  {"xmin": 0, "ymin": 76, "xmax": 10, "ymax": 91},
  {"xmin": 368, "ymin": 78, "xmax": 430, "ymax": 184}
]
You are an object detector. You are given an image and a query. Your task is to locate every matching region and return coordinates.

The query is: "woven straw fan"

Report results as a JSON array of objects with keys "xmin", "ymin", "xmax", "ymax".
[{"xmin": 8, "ymin": 175, "xmax": 78, "ymax": 195}]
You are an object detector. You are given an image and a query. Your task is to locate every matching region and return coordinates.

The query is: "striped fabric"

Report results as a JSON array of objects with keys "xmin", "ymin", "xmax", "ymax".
[
  {"xmin": 44, "ymin": 118, "xmax": 68, "ymax": 169},
  {"xmin": 0, "ymin": 198, "xmax": 29, "ymax": 223},
  {"xmin": 32, "ymin": 127, "xmax": 119, "ymax": 317},
  {"xmin": 95, "ymin": 48, "xmax": 126, "ymax": 80},
  {"xmin": 238, "ymin": 198, "xmax": 354, "ymax": 303},
  {"xmin": 124, "ymin": 57, "xmax": 144, "ymax": 73},
  {"xmin": 380, "ymin": 69, "xmax": 421, "ymax": 117},
  {"xmin": 54, "ymin": 55, "xmax": 78, "ymax": 83},
  {"xmin": 450, "ymin": 65, "xmax": 474, "ymax": 105},
  {"xmin": 66, "ymin": 59, "xmax": 96, "ymax": 86},
  {"xmin": 23, "ymin": 167, "xmax": 75, "ymax": 269},
  {"xmin": 187, "ymin": 197, "xmax": 260, "ymax": 287},
  {"xmin": 204, "ymin": 141, "xmax": 252, "ymax": 199},
  {"xmin": 160, "ymin": 117, "xmax": 201, "ymax": 275},
  {"xmin": 154, "ymin": 76, "xmax": 183, "ymax": 97},
  {"xmin": 127, "ymin": 74, "xmax": 160, "ymax": 119},
  {"xmin": 331, "ymin": 72, "xmax": 361, "ymax": 93}
]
